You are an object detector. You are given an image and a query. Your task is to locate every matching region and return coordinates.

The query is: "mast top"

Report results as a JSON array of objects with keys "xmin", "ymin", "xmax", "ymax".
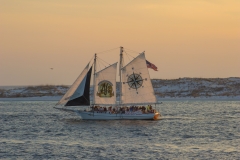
[{"xmin": 120, "ymin": 46, "xmax": 123, "ymax": 54}]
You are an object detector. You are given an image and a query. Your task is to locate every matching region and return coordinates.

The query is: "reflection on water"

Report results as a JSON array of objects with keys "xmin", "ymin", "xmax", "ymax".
[{"xmin": 0, "ymin": 101, "xmax": 239, "ymax": 159}]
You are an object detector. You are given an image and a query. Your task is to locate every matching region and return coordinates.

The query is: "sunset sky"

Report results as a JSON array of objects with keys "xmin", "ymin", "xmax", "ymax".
[{"xmin": 0, "ymin": 0, "xmax": 239, "ymax": 85}]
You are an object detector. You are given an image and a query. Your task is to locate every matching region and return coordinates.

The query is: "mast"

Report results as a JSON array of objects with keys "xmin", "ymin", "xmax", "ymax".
[
  {"xmin": 119, "ymin": 46, "xmax": 123, "ymax": 105},
  {"xmin": 93, "ymin": 53, "xmax": 97, "ymax": 105}
]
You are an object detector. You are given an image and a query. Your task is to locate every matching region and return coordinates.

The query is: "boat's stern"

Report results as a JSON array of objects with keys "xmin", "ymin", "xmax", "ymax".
[{"xmin": 153, "ymin": 112, "xmax": 161, "ymax": 120}]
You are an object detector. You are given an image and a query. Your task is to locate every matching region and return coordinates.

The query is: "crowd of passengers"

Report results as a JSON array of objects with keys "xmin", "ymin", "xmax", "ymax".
[{"xmin": 90, "ymin": 105, "xmax": 156, "ymax": 114}]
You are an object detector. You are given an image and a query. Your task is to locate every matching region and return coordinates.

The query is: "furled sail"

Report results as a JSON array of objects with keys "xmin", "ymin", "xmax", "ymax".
[
  {"xmin": 121, "ymin": 53, "xmax": 156, "ymax": 105},
  {"xmin": 57, "ymin": 64, "xmax": 92, "ymax": 106},
  {"xmin": 94, "ymin": 62, "xmax": 118, "ymax": 105}
]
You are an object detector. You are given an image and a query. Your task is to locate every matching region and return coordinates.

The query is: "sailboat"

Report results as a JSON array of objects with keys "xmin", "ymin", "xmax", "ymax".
[{"xmin": 56, "ymin": 47, "xmax": 160, "ymax": 120}]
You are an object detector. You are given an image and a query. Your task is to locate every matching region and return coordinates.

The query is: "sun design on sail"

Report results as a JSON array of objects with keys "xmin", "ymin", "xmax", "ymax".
[{"xmin": 97, "ymin": 80, "xmax": 114, "ymax": 98}]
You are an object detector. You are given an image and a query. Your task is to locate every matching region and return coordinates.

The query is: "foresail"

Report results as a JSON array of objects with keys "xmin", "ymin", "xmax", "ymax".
[
  {"xmin": 57, "ymin": 63, "xmax": 90, "ymax": 106},
  {"xmin": 65, "ymin": 66, "xmax": 92, "ymax": 106},
  {"xmin": 121, "ymin": 53, "xmax": 156, "ymax": 105},
  {"xmin": 94, "ymin": 62, "xmax": 118, "ymax": 105}
]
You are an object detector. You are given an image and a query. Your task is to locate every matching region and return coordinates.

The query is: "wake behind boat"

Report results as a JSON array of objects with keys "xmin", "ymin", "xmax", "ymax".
[{"xmin": 55, "ymin": 47, "xmax": 161, "ymax": 120}]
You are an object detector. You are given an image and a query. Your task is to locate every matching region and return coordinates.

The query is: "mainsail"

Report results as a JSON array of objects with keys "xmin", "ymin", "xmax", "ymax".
[
  {"xmin": 121, "ymin": 53, "xmax": 156, "ymax": 105},
  {"xmin": 57, "ymin": 64, "xmax": 92, "ymax": 106},
  {"xmin": 93, "ymin": 62, "xmax": 118, "ymax": 105}
]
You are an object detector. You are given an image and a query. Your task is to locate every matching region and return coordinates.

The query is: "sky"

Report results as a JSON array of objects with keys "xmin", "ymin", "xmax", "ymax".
[{"xmin": 0, "ymin": 0, "xmax": 239, "ymax": 85}]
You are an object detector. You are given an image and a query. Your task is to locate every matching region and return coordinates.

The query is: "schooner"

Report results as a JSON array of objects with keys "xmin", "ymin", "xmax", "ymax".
[{"xmin": 56, "ymin": 47, "xmax": 160, "ymax": 120}]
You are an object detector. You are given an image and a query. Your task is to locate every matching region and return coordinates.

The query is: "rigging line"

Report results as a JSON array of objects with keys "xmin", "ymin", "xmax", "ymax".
[
  {"xmin": 83, "ymin": 95, "xmax": 90, "ymax": 104},
  {"xmin": 124, "ymin": 51, "xmax": 132, "ymax": 63},
  {"xmin": 123, "ymin": 51, "xmax": 136, "ymax": 71},
  {"xmin": 96, "ymin": 58, "xmax": 103, "ymax": 73},
  {"xmin": 124, "ymin": 51, "xmax": 136, "ymax": 59},
  {"xmin": 96, "ymin": 47, "xmax": 120, "ymax": 54},
  {"xmin": 124, "ymin": 51, "xmax": 131, "ymax": 61},
  {"xmin": 89, "ymin": 55, "xmax": 95, "ymax": 65},
  {"xmin": 122, "ymin": 53, "xmax": 125, "ymax": 67},
  {"xmin": 124, "ymin": 48, "xmax": 141, "ymax": 54},
  {"xmin": 97, "ymin": 57, "xmax": 108, "ymax": 69},
  {"xmin": 97, "ymin": 56, "xmax": 111, "ymax": 66}
]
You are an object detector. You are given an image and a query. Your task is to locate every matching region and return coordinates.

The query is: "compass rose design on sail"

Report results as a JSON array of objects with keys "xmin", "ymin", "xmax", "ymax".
[{"xmin": 123, "ymin": 67, "xmax": 147, "ymax": 94}]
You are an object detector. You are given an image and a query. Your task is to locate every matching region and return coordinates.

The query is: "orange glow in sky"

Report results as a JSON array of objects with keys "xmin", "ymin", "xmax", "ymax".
[{"xmin": 0, "ymin": 0, "xmax": 239, "ymax": 85}]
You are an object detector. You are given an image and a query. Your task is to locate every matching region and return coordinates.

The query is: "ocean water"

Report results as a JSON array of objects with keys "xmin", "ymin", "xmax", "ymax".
[{"xmin": 0, "ymin": 101, "xmax": 239, "ymax": 160}]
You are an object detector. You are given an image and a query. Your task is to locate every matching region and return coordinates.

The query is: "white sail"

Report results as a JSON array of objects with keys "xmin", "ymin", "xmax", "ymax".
[
  {"xmin": 94, "ymin": 62, "xmax": 118, "ymax": 105},
  {"xmin": 121, "ymin": 53, "xmax": 156, "ymax": 105},
  {"xmin": 57, "ymin": 63, "xmax": 89, "ymax": 105}
]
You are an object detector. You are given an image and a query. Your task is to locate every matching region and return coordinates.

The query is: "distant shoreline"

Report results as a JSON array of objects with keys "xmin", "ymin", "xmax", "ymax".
[
  {"xmin": 0, "ymin": 96, "xmax": 239, "ymax": 101},
  {"xmin": 0, "ymin": 96, "xmax": 62, "ymax": 101},
  {"xmin": 1, "ymin": 77, "xmax": 240, "ymax": 100}
]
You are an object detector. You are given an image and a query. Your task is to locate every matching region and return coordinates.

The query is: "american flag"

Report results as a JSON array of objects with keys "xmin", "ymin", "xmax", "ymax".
[{"xmin": 146, "ymin": 60, "xmax": 158, "ymax": 71}]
